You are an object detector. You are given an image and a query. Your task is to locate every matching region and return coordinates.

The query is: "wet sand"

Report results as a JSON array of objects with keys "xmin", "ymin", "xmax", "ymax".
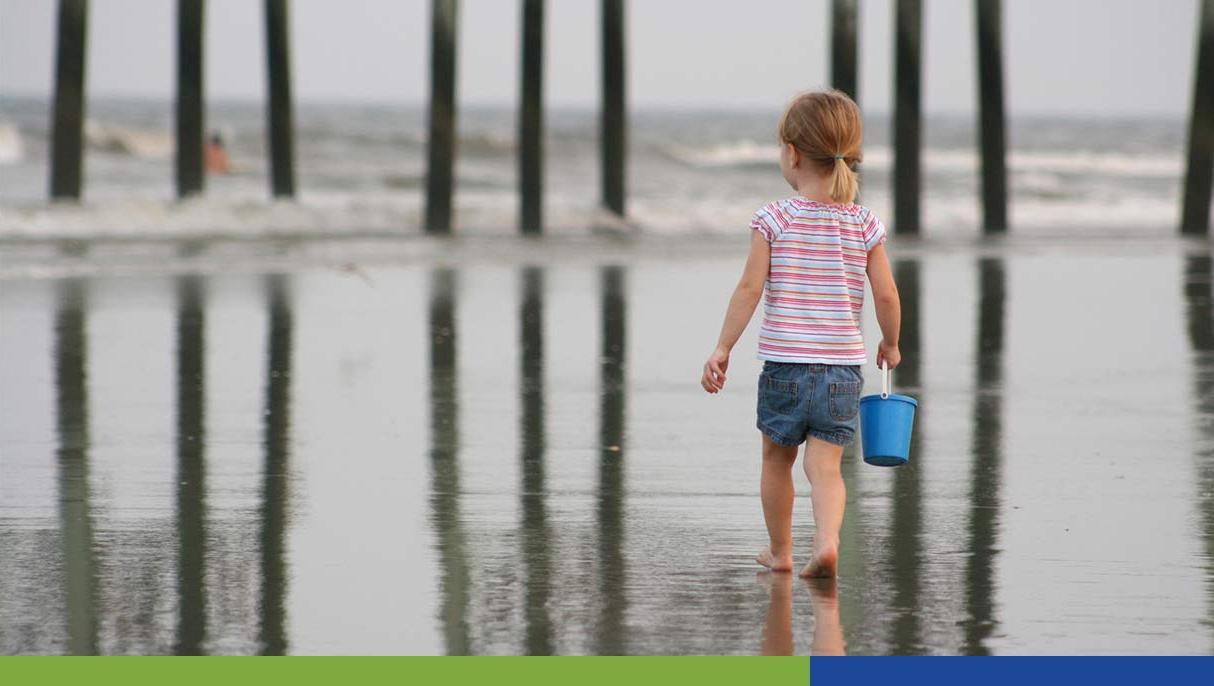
[{"xmin": 1, "ymin": 232, "xmax": 1212, "ymax": 655}]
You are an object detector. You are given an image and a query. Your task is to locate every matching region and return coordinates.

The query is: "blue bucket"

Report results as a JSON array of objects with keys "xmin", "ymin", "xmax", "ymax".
[{"xmin": 858, "ymin": 365, "xmax": 917, "ymax": 467}]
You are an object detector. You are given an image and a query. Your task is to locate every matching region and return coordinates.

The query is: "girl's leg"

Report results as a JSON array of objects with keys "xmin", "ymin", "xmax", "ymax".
[
  {"xmin": 757, "ymin": 433, "xmax": 798, "ymax": 572},
  {"xmin": 800, "ymin": 436, "xmax": 846, "ymax": 578}
]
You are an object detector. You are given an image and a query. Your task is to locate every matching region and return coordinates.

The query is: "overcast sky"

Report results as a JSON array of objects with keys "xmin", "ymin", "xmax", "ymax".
[{"xmin": 0, "ymin": 0, "xmax": 1202, "ymax": 116}]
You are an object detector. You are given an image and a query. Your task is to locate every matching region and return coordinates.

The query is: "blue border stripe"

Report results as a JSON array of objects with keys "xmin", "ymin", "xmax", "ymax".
[{"xmin": 811, "ymin": 657, "xmax": 1214, "ymax": 685}]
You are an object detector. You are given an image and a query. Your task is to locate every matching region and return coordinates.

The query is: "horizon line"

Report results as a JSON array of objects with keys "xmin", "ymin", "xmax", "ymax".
[{"xmin": 0, "ymin": 90, "xmax": 1189, "ymax": 122}]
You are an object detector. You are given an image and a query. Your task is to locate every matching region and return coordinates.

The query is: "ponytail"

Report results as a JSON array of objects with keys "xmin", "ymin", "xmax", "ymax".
[{"xmin": 828, "ymin": 157, "xmax": 858, "ymax": 205}]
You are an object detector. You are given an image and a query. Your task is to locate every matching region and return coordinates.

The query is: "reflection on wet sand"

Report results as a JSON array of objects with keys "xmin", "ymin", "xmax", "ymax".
[
  {"xmin": 519, "ymin": 266, "xmax": 553, "ymax": 655},
  {"xmin": 1184, "ymin": 254, "xmax": 1214, "ymax": 648},
  {"xmin": 259, "ymin": 275, "xmax": 292, "ymax": 655},
  {"xmin": 806, "ymin": 579, "xmax": 845, "ymax": 656},
  {"xmin": 889, "ymin": 260, "xmax": 924, "ymax": 654},
  {"xmin": 963, "ymin": 257, "xmax": 1006, "ymax": 655},
  {"xmin": 55, "ymin": 279, "xmax": 97, "ymax": 656},
  {"xmin": 174, "ymin": 276, "xmax": 207, "ymax": 655},
  {"xmin": 759, "ymin": 572, "xmax": 793, "ymax": 655},
  {"xmin": 757, "ymin": 573, "xmax": 846, "ymax": 656},
  {"xmin": 1184, "ymin": 255, "xmax": 1213, "ymax": 353},
  {"xmin": 427, "ymin": 268, "xmax": 472, "ymax": 655},
  {"xmin": 596, "ymin": 265, "xmax": 628, "ymax": 656}
]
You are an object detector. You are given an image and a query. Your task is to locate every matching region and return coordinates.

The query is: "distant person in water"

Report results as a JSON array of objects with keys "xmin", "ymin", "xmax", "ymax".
[
  {"xmin": 205, "ymin": 131, "xmax": 230, "ymax": 174},
  {"xmin": 701, "ymin": 89, "xmax": 902, "ymax": 578}
]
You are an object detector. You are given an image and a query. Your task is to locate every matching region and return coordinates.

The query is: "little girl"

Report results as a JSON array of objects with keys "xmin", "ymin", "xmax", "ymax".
[{"xmin": 701, "ymin": 89, "xmax": 902, "ymax": 578}]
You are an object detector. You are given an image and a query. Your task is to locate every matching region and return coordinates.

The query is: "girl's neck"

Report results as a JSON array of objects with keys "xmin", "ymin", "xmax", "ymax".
[{"xmin": 792, "ymin": 174, "xmax": 835, "ymax": 205}]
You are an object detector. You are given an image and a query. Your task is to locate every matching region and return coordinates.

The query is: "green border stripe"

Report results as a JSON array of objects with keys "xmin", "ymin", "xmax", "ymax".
[{"xmin": 0, "ymin": 656, "xmax": 810, "ymax": 685}]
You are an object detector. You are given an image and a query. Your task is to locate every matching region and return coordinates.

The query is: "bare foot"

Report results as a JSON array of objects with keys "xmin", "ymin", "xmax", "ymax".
[
  {"xmin": 756, "ymin": 547, "xmax": 793, "ymax": 572},
  {"xmin": 799, "ymin": 545, "xmax": 838, "ymax": 578}
]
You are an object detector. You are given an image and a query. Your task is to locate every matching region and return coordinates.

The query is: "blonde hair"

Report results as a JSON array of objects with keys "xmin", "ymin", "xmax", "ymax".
[{"xmin": 778, "ymin": 89, "xmax": 863, "ymax": 205}]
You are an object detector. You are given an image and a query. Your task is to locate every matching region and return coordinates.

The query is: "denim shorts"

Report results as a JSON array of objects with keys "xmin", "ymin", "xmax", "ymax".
[{"xmin": 756, "ymin": 361, "xmax": 863, "ymax": 447}]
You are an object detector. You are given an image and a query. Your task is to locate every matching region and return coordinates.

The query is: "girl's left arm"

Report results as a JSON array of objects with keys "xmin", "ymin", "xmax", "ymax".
[{"xmin": 702, "ymin": 231, "xmax": 770, "ymax": 393}]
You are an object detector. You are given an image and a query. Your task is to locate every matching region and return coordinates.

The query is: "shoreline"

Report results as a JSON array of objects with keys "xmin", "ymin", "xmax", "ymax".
[{"xmin": 2, "ymin": 225, "xmax": 1210, "ymax": 279}]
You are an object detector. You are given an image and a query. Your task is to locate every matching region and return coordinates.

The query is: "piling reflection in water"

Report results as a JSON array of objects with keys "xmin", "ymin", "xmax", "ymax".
[
  {"xmin": 514, "ymin": 265, "xmax": 553, "ymax": 650},
  {"xmin": 1184, "ymin": 254, "xmax": 1214, "ymax": 646},
  {"xmin": 259, "ymin": 275, "xmax": 293, "ymax": 655},
  {"xmin": 174, "ymin": 276, "xmax": 207, "ymax": 655},
  {"xmin": 519, "ymin": 266, "xmax": 553, "ymax": 655},
  {"xmin": 55, "ymin": 279, "xmax": 97, "ymax": 656},
  {"xmin": 427, "ymin": 268, "xmax": 472, "ymax": 655},
  {"xmin": 40, "ymin": 273, "xmax": 298, "ymax": 654},
  {"xmin": 889, "ymin": 259, "xmax": 924, "ymax": 654},
  {"xmin": 1185, "ymin": 255, "xmax": 1213, "ymax": 352},
  {"xmin": 596, "ymin": 265, "xmax": 627, "ymax": 655},
  {"xmin": 963, "ymin": 257, "xmax": 1006, "ymax": 655}
]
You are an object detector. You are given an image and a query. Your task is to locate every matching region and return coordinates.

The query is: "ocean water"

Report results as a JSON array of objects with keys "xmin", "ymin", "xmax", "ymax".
[{"xmin": 0, "ymin": 96, "xmax": 1196, "ymax": 238}]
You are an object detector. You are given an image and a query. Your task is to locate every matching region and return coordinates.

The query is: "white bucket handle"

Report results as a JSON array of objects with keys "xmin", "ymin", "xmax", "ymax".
[{"xmin": 881, "ymin": 360, "xmax": 891, "ymax": 399}]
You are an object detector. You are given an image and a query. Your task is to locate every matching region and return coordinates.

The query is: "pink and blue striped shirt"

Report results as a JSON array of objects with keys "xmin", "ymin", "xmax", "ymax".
[{"xmin": 750, "ymin": 197, "xmax": 887, "ymax": 365}]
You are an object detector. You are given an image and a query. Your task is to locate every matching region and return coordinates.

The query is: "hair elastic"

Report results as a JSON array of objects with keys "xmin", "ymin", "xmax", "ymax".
[{"xmin": 832, "ymin": 155, "xmax": 845, "ymax": 161}]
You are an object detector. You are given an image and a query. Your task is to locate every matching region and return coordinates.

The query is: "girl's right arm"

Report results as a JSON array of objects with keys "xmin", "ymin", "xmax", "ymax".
[
  {"xmin": 702, "ymin": 230, "xmax": 771, "ymax": 393},
  {"xmin": 866, "ymin": 243, "xmax": 902, "ymax": 369}
]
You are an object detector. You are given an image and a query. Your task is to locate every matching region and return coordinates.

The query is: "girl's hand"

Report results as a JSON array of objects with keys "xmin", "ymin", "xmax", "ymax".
[
  {"xmin": 702, "ymin": 346, "xmax": 730, "ymax": 393},
  {"xmin": 877, "ymin": 340, "xmax": 901, "ymax": 370}
]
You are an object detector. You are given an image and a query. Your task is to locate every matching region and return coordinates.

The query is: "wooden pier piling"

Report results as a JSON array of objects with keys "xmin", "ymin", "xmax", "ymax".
[
  {"xmin": 601, "ymin": 0, "xmax": 627, "ymax": 217},
  {"xmin": 893, "ymin": 0, "xmax": 922, "ymax": 234},
  {"xmin": 831, "ymin": 0, "xmax": 859, "ymax": 102},
  {"xmin": 1182, "ymin": 0, "xmax": 1214, "ymax": 235},
  {"xmin": 975, "ymin": 0, "xmax": 1008, "ymax": 233},
  {"xmin": 520, "ymin": 0, "xmax": 545, "ymax": 234},
  {"xmin": 264, "ymin": 0, "xmax": 296, "ymax": 198},
  {"xmin": 426, "ymin": 0, "xmax": 459, "ymax": 234},
  {"xmin": 176, "ymin": 0, "xmax": 206, "ymax": 198},
  {"xmin": 49, "ymin": 0, "xmax": 88, "ymax": 200}
]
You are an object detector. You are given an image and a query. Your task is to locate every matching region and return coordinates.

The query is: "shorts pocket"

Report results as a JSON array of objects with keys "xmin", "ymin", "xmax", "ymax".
[
  {"xmin": 828, "ymin": 381, "xmax": 861, "ymax": 421},
  {"xmin": 758, "ymin": 373, "xmax": 800, "ymax": 421},
  {"xmin": 761, "ymin": 374, "xmax": 798, "ymax": 396}
]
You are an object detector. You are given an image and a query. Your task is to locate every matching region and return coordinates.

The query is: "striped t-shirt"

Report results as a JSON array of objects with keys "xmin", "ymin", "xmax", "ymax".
[{"xmin": 750, "ymin": 197, "xmax": 887, "ymax": 365}]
